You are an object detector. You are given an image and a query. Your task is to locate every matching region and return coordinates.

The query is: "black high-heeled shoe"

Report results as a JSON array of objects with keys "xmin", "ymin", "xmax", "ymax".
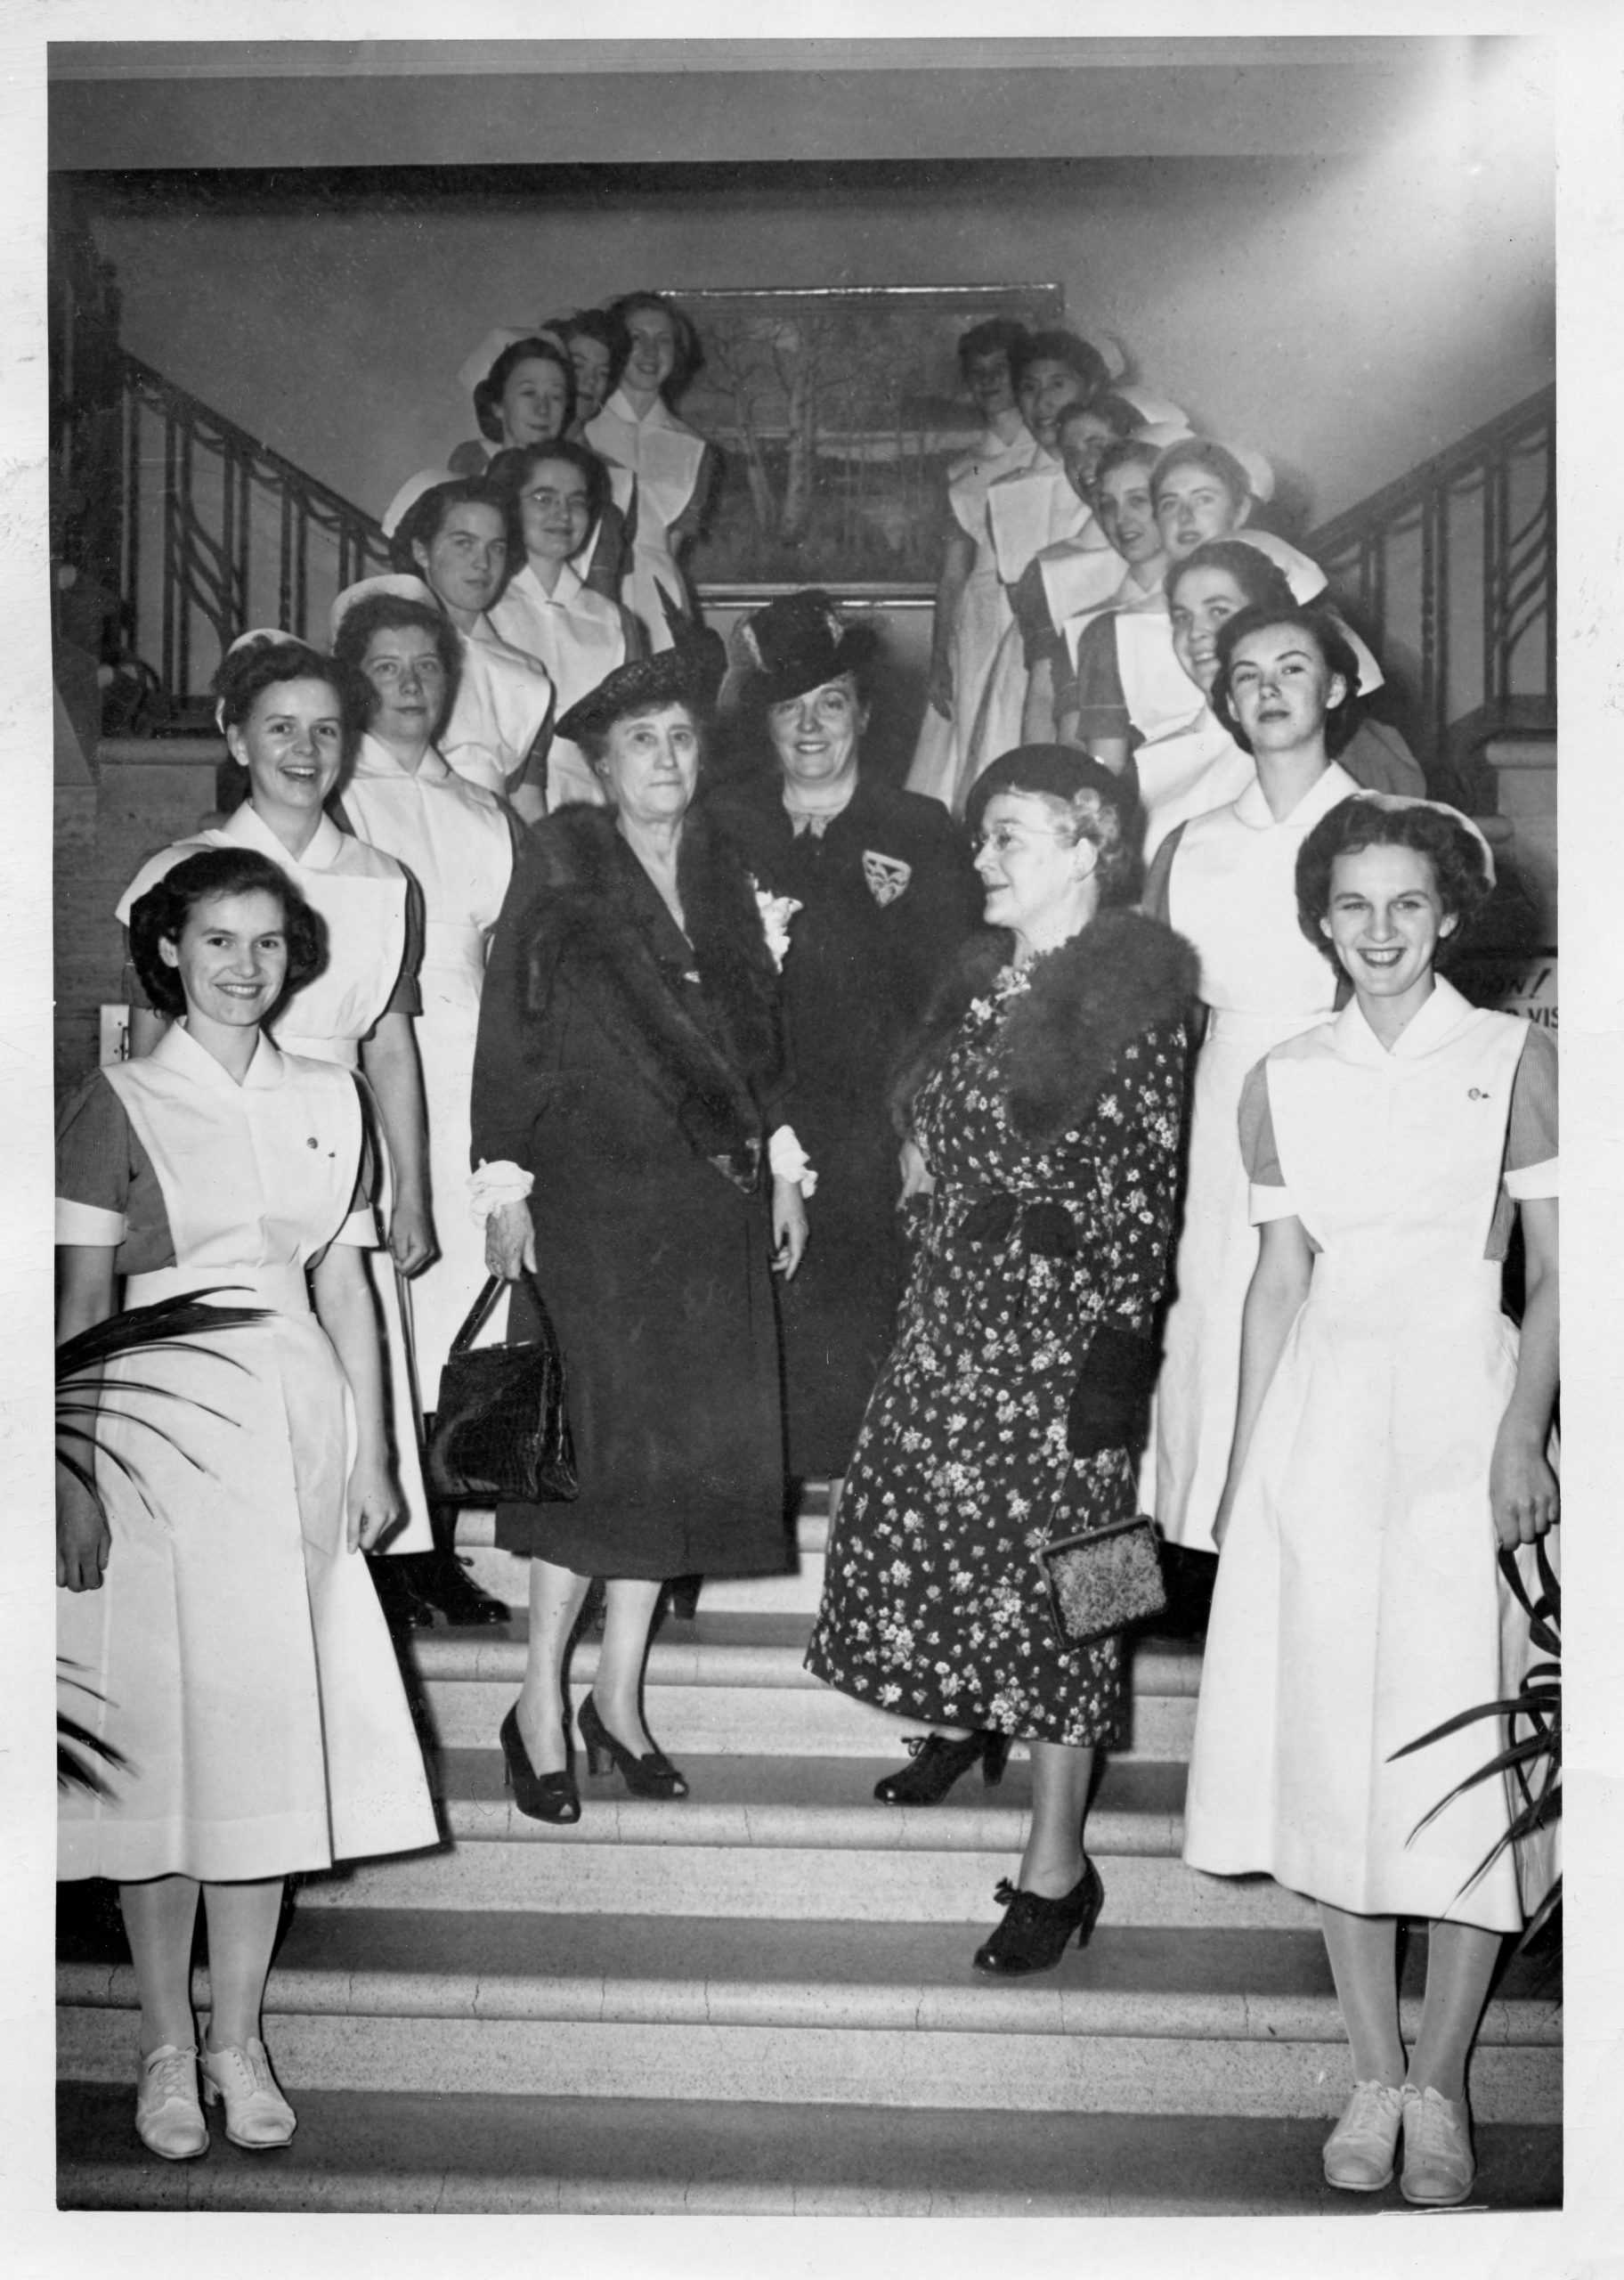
[
  {"xmin": 578, "ymin": 1693, "xmax": 688, "ymax": 1800},
  {"xmin": 499, "ymin": 1705, "xmax": 581, "ymax": 1825},
  {"xmin": 970, "ymin": 1861, "xmax": 1105, "ymax": 1975},
  {"xmin": 873, "ymin": 1729, "xmax": 1011, "ymax": 1804}
]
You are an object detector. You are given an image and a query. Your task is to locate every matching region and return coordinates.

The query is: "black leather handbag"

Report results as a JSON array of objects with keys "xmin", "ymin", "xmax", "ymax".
[{"xmin": 425, "ymin": 1272, "xmax": 579, "ymax": 1505}]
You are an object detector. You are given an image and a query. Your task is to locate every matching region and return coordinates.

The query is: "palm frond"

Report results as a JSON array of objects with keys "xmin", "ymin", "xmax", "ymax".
[
  {"xmin": 55, "ymin": 1290, "xmax": 272, "ymax": 1379},
  {"xmin": 56, "ymin": 1664, "xmax": 131, "ymax": 1799},
  {"xmin": 1386, "ymin": 1535, "xmax": 1561, "ymax": 1922}
]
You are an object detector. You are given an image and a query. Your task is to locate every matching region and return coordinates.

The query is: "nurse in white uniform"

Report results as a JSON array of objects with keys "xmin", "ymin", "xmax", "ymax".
[
  {"xmin": 486, "ymin": 438, "xmax": 641, "ymax": 811},
  {"xmin": 61, "ymin": 845, "xmax": 434, "ymax": 2161},
  {"xmin": 906, "ymin": 318, "xmax": 1039, "ymax": 810},
  {"xmin": 329, "ymin": 582, "xmax": 520, "ymax": 1625},
  {"xmin": 963, "ymin": 330, "xmax": 1109, "ymax": 794},
  {"xmin": 384, "ymin": 473, "xmax": 556, "ymax": 823},
  {"xmin": 1184, "ymin": 792, "xmax": 1557, "ymax": 2208},
  {"xmin": 584, "ymin": 292, "xmax": 718, "ymax": 654},
  {"xmin": 1143, "ymin": 604, "xmax": 1366, "ymax": 1559},
  {"xmin": 118, "ymin": 638, "xmax": 438, "ymax": 1572}
]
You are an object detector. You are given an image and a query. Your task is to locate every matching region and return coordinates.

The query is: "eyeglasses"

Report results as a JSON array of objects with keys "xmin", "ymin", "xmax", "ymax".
[{"xmin": 971, "ymin": 824, "xmax": 1074, "ymax": 857}]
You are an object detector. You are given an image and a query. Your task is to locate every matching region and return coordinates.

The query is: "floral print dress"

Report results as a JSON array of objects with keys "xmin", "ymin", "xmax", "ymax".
[{"xmin": 806, "ymin": 962, "xmax": 1187, "ymax": 1746}]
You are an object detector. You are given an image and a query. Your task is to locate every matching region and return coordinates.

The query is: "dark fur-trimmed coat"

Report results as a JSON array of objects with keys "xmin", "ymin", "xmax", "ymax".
[
  {"xmin": 471, "ymin": 800, "xmax": 787, "ymax": 1185},
  {"xmin": 893, "ymin": 907, "xmax": 1199, "ymax": 1152},
  {"xmin": 467, "ymin": 801, "xmax": 792, "ymax": 1580}
]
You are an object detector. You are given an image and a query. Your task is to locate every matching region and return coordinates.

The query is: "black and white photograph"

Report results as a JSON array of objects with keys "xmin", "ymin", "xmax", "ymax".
[{"xmin": 9, "ymin": 15, "xmax": 1622, "ymax": 2276}]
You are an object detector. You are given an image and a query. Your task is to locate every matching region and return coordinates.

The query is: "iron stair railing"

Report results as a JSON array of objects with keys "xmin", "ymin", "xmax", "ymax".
[
  {"xmin": 120, "ymin": 351, "xmax": 394, "ymax": 716},
  {"xmin": 1305, "ymin": 384, "xmax": 1555, "ymax": 769}
]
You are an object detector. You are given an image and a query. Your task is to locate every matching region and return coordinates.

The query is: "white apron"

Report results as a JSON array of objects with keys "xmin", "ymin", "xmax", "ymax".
[
  {"xmin": 118, "ymin": 806, "xmax": 436, "ymax": 1554},
  {"xmin": 1116, "ymin": 610, "xmax": 1256, "ymax": 855},
  {"xmin": 57, "ymin": 1028, "xmax": 436, "ymax": 1882},
  {"xmin": 442, "ymin": 618, "xmax": 555, "ymax": 799},
  {"xmin": 489, "ymin": 559, "xmax": 622, "ymax": 810},
  {"xmin": 1155, "ymin": 766, "xmax": 1355, "ymax": 1552},
  {"xmin": 339, "ymin": 736, "xmax": 516, "ymax": 1407},
  {"xmin": 586, "ymin": 389, "xmax": 708, "ymax": 652},
  {"xmin": 1184, "ymin": 987, "xmax": 1558, "ymax": 1930},
  {"xmin": 907, "ymin": 423, "xmax": 1039, "ymax": 810}
]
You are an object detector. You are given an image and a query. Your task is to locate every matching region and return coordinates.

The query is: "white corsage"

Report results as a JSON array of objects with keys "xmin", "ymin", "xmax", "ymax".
[
  {"xmin": 751, "ymin": 877, "xmax": 803, "ymax": 973},
  {"xmin": 768, "ymin": 1125, "xmax": 819, "ymax": 1199},
  {"xmin": 468, "ymin": 1159, "xmax": 535, "ymax": 1225}
]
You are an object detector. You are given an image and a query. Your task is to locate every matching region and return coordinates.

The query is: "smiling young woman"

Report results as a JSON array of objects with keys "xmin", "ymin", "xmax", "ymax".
[{"xmin": 1185, "ymin": 793, "xmax": 1558, "ymax": 2206}]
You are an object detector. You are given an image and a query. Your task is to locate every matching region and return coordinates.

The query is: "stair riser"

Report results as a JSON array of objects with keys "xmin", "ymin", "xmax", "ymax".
[
  {"xmin": 416, "ymin": 1679, "xmax": 1197, "ymax": 1761},
  {"xmin": 57, "ymin": 2008, "xmax": 1561, "ymax": 2121},
  {"xmin": 294, "ymin": 1844, "xmax": 1321, "ymax": 1926},
  {"xmin": 459, "ymin": 1546, "xmax": 825, "ymax": 1615}
]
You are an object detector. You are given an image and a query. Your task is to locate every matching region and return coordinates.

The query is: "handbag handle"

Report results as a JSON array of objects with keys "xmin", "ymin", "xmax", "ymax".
[{"xmin": 448, "ymin": 1269, "xmax": 545, "ymax": 1358}]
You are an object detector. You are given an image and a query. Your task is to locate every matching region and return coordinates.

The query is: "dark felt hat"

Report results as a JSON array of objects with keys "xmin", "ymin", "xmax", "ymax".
[
  {"xmin": 555, "ymin": 622, "xmax": 728, "ymax": 748},
  {"xmin": 964, "ymin": 744, "xmax": 1131, "ymax": 836},
  {"xmin": 735, "ymin": 589, "xmax": 881, "ymax": 708}
]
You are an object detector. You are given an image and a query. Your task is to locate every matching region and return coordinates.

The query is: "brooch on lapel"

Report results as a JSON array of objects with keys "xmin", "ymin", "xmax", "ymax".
[{"xmin": 862, "ymin": 851, "xmax": 912, "ymax": 908}]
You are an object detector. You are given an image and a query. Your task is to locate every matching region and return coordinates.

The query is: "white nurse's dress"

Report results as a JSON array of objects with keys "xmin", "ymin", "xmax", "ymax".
[
  {"xmin": 339, "ymin": 733, "xmax": 515, "ymax": 1408},
  {"xmin": 584, "ymin": 388, "xmax": 710, "ymax": 653},
  {"xmin": 118, "ymin": 802, "xmax": 436, "ymax": 1553},
  {"xmin": 56, "ymin": 1027, "xmax": 436, "ymax": 1883},
  {"xmin": 1152, "ymin": 764, "xmax": 1356, "ymax": 1551},
  {"xmin": 1182, "ymin": 982, "xmax": 1558, "ymax": 1929}
]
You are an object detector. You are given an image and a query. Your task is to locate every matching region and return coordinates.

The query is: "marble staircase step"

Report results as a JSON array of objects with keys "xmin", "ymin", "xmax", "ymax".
[
  {"xmin": 53, "ymin": 2082, "xmax": 1564, "ymax": 2216},
  {"xmin": 288, "ymin": 1748, "xmax": 1308, "ymax": 1926},
  {"xmin": 401, "ymin": 1617, "xmax": 1204, "ymax": 1762},
  {"xmin": 56, "ymin": 1911, "xmax": 1562, "ymax": 2120}
]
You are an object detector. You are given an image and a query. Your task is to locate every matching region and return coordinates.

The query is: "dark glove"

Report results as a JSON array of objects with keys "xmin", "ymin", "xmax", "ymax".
[{"xmin": 1068, "ymin": 1323, "xmax": 1161, "ymax": 1458}]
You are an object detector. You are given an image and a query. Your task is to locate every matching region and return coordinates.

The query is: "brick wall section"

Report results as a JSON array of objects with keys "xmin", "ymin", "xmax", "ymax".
[{"xmin": 54, "ymin": 740, "xmax": 223, "ymax": 1099}]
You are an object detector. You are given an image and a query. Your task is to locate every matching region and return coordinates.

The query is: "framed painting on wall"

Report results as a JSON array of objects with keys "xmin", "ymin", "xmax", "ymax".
[{"xmin": 675, "ymin": 282, "xmax": 1064, "ymax": 593}]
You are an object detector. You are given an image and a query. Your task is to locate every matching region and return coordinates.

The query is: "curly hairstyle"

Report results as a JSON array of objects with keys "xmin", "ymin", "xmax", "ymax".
[
  {"xmin": 1011, "ymin": 328, "xmax": 1111, "ymax": 396},
  {"xmin": 546, "ymin": 305, "xmax": 632, "ymax": 399},
  {"xmin": 606, "ymin": 291, "xmax": 703, "ymax": 401},
  {"xmin": 472, "ymin": 336, "xmax": 576, "ymax": 445},
  {"xmin": 1166, "ymin": 538, "xmax": 1297, "ymax": 618},
  {"xmin": 1057, "ymin": 392, "xmax": 1141, "ymax": 444},
  {"xmin": 1210, "ymin": 602, "xmax": 1362, "ymax": 761},
  {"xmin": 1093, "ymin": 435, "xmax": 1162, "ymax": 490},
  {"xmin": 1150, "ymin": 436, "xmax": 1255, "ymax": 510},
  {"xmin": 489, "ymin": 436, "xmax": 612, "ymax": 532},
  {"xmin": 389, "ymin": 476, "xmax": 523, "ymax": 589},
  {"xmin": 129, "ymin": 848, "xmax": 327, "ymax": 1021},
  {"xmin": 1295, "ymin": 796, "xmax": 1494, "ymax": 968},
  {"xmin": 957, "ymin": 316, "xmax": 1028, "ymax": 374},
  {"xmin": 964, "ymin": 745, "xmax": 1141, "ymax": 909},
  {"xmin": 330, "ymin": 593, "xmax": 462, "ymax": 746},
  {"xmin": 212, "ymin": 637, "xmax": 337, "ymax": 734}
]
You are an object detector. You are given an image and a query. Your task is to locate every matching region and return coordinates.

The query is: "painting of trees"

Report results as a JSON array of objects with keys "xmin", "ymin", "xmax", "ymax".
[{"xmin": 678, "ymin": 285, "xmax": 1062, "ymax": 585}]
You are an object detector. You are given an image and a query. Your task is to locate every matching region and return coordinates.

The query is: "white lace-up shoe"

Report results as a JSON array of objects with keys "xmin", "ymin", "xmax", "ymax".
[
  {"xmin": 134, "ymin": 2043, "xmax": 207, "ymax": 2161},
  {"xmin": 200, "ymin": 2038, "xmax": 296, "ymax": 2148},
  {"xmin": 1400, "ymin": 2083, "xmax": 1475, "ymax": 2205},
  {"xmin": 1322, "ymin": 2078, "xmax": 1405, "ymax": 2190}
]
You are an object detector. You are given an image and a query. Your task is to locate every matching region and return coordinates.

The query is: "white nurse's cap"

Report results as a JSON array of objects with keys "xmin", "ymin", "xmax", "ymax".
[
  {"xmin": 380, "ymin": 468, "xmax": 459, "ymax": 539},
  {"xmin": 330, "ymin": 574, "xmax": 438, "ymax": 644}
]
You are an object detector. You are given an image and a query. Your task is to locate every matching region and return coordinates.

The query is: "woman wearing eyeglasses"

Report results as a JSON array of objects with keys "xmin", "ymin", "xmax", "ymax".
[{"xmin": 807, "ymin": 746, "xmax": 1195, "ymax": 1975}]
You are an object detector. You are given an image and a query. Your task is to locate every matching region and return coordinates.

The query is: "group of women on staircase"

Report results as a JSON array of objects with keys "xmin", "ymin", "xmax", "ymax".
[{"xmin": 57, "ymin": 303, "xmax": 1555, "ymax": 2206}]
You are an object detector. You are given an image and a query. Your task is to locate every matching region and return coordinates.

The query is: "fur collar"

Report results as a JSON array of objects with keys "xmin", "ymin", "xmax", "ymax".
[
  {"xmin": 893, "ymin": 908, "xmax": 1198, "ymax": 1151},
  {"xmin": 516, "ymin": 801, "xmax": 784, "ymax": 1173}
]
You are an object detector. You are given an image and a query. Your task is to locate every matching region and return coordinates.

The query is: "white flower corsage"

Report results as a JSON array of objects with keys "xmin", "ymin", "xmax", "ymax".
[{"xmin": 751, "ymin": 878, "xmax": 803, "ymax": 972}]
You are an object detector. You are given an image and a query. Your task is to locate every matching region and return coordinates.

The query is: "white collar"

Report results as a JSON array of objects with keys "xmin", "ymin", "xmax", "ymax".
[
  {"xmin": 1334, "ymin": 974, "xmax": 1478, "ymax": 1063},
  {"xmin": 222, "ymin": 800, "xmax": 345, "ymax": 873},
  {"xmin": 154, "ymin": 1019, "xmax": 283, "ymax": 1092},
  {"xmin": 518, "ymin": 557, "xmax": 586, "ymax": 610},
  {"xmin": 603, "ymin": 387, "xmax": 680, "ymax": 432},
  {"xmin": 351, "ymin": 730, "xmax": 452, "ymax": 786},
  {"xmin": 1232, "ymin": 760, "xmax": 1356, "ymax": 834}
]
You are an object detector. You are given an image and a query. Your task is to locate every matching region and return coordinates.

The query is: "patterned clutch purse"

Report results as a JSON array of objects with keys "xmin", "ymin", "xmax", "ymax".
[{"xmin": 1041, "ymin": 1513, "xmax": 1166, "ymax": 1647}]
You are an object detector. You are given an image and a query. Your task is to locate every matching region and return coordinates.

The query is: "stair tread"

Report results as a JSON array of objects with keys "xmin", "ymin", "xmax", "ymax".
[
  {"xmin": 59, "ymin": 1908, "xmax": 1561, "ymax": 2038},
  {"xmin": 54, "ymin": 2083, "xmax": 1563, "ymax": 2215},
  {"xmin": 408, "ymin": 1616, "xmax": 1206, "ymax": 1694}
]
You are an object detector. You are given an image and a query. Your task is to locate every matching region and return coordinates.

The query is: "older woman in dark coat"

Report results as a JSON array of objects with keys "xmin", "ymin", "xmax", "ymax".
[
  {"xmin": 711, "ymin": 592, "xmax": 982, "ymax": 1487},
  {"xmin": 472, "ymin": 639, "xmax": 809, "ymax": 1822}
]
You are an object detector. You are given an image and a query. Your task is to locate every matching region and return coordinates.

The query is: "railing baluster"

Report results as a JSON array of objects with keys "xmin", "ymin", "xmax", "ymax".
[{"xmin": 161, "ymin": 405, "xmax": 178, "ymax": 706}]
